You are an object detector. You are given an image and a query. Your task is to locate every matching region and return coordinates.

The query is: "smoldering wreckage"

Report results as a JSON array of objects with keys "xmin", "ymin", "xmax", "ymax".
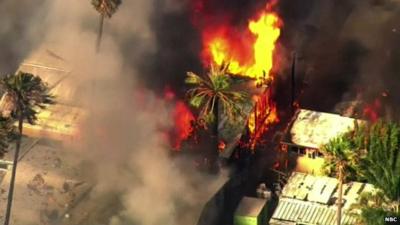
[{"xmin": 0, "ymin": 0, "xmax": 399, "ymax": 225}]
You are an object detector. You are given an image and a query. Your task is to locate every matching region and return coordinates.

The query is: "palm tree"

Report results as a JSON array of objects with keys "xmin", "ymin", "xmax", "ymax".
[
  {"xmin": 2, "ymin": 72, "xmax": 54, "ymax": 225},
  {"xmin": 91, "ymin": 0, "xmax": 122, "ymax": 52},
  {"xmin": 321, "ymin": 136, "xmax": 355, "ymax": 225},
  {"xmin": 186, "ymin": 63, "xmax": 248, "ymax": 172}
]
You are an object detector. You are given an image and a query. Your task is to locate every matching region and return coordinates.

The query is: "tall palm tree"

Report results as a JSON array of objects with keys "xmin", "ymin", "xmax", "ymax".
[
  {"xmin": 321, "ymin": 136, "xmax": 355, "ymax": 225},
  {"xmin": 186, "ymin": 63, "xmax": 248, "ymax": 172},
  {"xmin": 91, "ymin": 0, "xmax": 122, "ymax": 52},
  {"xmin": 2, "ymin": 72, "xmax": 54, "ymax": 225}
]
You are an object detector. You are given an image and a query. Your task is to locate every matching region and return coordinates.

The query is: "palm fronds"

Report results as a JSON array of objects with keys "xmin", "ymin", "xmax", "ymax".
[
  {"xmin": 0, "ymin": 72, "xmax": 55, "ymax": 125},
  {"xmin": 185, "ymin": 64, "xmax": 248, "ymax": 124},
  {"xmin": 358, "ymin": 120, "xmax": 400, "ymax": 203},
  {"xmin": 321, "ymin": 136, "xmax": 355, "ymax": 177},
  {"xmin": 91, "ymin": 0, "xmax": 122, "ymax": 18}
]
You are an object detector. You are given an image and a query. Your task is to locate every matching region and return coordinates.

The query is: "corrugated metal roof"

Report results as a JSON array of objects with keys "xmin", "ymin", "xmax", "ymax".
[
  {"xmin": 281, "ymin": 172, "xmax": 374, "ymax": 208},
  {"xmin": 271, "ymin": 198, "xmax": 359, "ymax": 225},
  {"xmin": 289, "ymin": 109, "xmax": 363, "ymax": 149},
  {"xmin": 271, "ymin": 172, "xmax": 377, "ymax": 225},
  {"xmin": 307, "ymin": 175, "xmax": 337, "ymax": 204}
]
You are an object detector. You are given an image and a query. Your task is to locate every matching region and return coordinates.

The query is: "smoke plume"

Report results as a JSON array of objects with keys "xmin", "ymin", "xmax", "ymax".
[
  {"xmin": 277, "ymin": 0, "xmax": 400, "ymax": 117},
  {"xmin": 0, "ymin": 0, "xmax": 227, "ymax": 225},
  {"xmin": 2, "ymin": 0, "xmax": 400, "ymax": 224}
]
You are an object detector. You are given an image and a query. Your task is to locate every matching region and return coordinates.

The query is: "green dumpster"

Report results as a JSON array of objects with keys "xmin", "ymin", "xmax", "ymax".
[{"xmin": 234, "ymin": 197, "xmax": 268, "ymax": 225}]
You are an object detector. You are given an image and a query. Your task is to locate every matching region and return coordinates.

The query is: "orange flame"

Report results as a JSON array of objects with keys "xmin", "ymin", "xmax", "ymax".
[
  {"xmin": 172, "ymin": 101, "xmax": 195, "ymax": 150},
  {"xmin": 200, "ymin": 2, "xmax": 282, "ymax": 149},
  {"xmin": 164, "ymin": 87, "xmax": 195, "ymax": 150},
  {"xmin": 201, "ymin": 4, "xmax": 282, "ymax": 82},
  {"xmin": 248, "ymin": 90, "xmax": 280, "ymax": 149}
]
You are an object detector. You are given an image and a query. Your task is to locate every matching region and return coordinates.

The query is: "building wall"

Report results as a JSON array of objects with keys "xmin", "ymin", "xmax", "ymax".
[
  {"xmin": 281, "ymin": 143, "xmax": 326, "ymax": 175},
  {"xmin": 294, "ymin": 155, "xmax": 325, "ymax": 176}
]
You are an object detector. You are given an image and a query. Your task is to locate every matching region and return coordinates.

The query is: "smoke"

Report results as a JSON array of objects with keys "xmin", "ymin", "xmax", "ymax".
[
  {"xmin": 0, "ymin": 0, "xmax": 49, "ymax": 75},
  {"xmin": 2, "ymin": 0, "xmax": 399, "ymax": 224},
  {"xmin": 0, "ymin": 0, "xmax": 227, "ymax": 225},
  {"xmin": 277, "ymin": 0, "xmax": 400, "ymax": 117}
]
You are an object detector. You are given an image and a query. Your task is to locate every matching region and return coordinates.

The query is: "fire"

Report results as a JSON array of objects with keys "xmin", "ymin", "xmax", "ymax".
[
  {"xmin": 363, "ymin": 98, "xmax": 382, "ymax": 122},
  {"xmin": 201, "ymin": 4, "xmax": 282, "ymax": 82},
  {"xmin": 198, "ymin": 2, "xmax": 282, "ymax": 149},
  {"xmin": 248, "ymin": 90, "xmax": 279, "ymax": 149},
  {"xmin": 172, "ymin": 101, "xmax": 195, "ymax": 150},
  {"xmin": 164, "ymin": 87, "xmax": 195, "ymax": 150}
]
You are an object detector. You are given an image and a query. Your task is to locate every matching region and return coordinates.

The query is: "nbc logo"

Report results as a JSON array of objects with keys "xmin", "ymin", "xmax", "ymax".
[{"xmin": 384, "ymin": 216, "xmax": 399, "ymax": 224}]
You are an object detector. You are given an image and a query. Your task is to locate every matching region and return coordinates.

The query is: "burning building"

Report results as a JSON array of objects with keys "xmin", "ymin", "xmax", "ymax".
[
  {"xmin": 280, "ymin": 109, "xmax": 364, "ymax": 175},
  {"xmin": 189, "ymin": 0, "xmax": 283, "ymax": 156}
]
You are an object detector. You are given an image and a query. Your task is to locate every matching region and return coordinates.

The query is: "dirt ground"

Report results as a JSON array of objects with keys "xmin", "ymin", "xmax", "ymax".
[{"xmin": 0, "ymin": 138, "xmax": 90, "ymax": 225}]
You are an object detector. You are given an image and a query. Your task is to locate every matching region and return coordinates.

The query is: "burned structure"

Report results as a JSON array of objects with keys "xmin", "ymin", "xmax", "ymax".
[{"xmin": 280, "ymin": 109, "xmax": 363, "ymax": 175}]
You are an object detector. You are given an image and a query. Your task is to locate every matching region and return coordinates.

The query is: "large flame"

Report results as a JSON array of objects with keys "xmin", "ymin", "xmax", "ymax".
[
  {"xmin": 200, "ymin": 2, "xmax": 282, "ymax": 149},
  {"xmin": 202, "ymin": 5, "xmax": 282, "ymax": 82}
]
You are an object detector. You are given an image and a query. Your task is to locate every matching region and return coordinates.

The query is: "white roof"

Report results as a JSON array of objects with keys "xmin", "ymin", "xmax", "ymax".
[
  {"xmin": 288, "ymin": 109, "xmax": 363, "ymax": 149},
  {"xmin": 271, "ymin": 172, "xmax": 377, "ymax": 225},
  {"xmin": 271, "ymin": 198, "xmax": 358, "ymax": 225},
  {"xmin": 281, "ymin": 172, "xmax": 375, "ymax": 208}
]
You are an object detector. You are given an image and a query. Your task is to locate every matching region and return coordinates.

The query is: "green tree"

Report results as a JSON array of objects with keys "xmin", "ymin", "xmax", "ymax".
[
  {"xmin": 354, "ymin": 191, "xmax": 400, "ymax": 225},
  {"xmin": 2, "ymin": 72, "xmax": 54, "ymax": 225},
  {"xmin": 186, "ymin": 63, "xmax": 248, "ymax": 172},
  {"xmin": 321, "ymin": 136, "xmax": 355, "ymax": 225},
  {"xmin": 358, "ymin": 121, "xmax": 400, "ymax": 214},
  {"xmin": 330, "ymin": 120, "xmax": 400, "ymax": 225},
  {"xmin": 322, "ymin": 122, "xmax": 368, "ymax": 182},
  {"xmin": 91, "ymin": 0, "xmax": 122, "ymax": 52}
]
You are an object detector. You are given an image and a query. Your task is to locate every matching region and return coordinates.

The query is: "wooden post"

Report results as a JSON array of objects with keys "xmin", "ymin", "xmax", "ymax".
[{"xmin": 291, "ymin": 52, "xmax": 296, "ymax": 113}]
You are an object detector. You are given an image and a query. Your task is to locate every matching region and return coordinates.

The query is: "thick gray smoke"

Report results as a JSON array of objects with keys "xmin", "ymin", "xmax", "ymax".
[
  {"xmin": 0, "ymin": 0, "xmax": 227, "ymax": 225},
  {"xmin": 278, "ymin": 0, "xmax": 400, "ymax": 117},
  {"xmin": 3, "ymin": 0, "xmax": 400, "ymax": 224},
  {"xmin": 0, "ymin": 0, "xmax": 48, "ymax": 75}
]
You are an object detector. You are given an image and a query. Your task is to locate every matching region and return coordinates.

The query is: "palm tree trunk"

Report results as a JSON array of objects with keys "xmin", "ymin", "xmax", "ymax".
[
  {"xmin": 337, "ymin": 164, "xmax": 344, "ymax": 225},
  {"xmin": 3, "ymin": 114, "xmax": 23, "ymax": 225},
  {"xmin": 96, "ymin": 14, "xmax": 104, "ymax": 53},
  {"xmin": 210, "ymin": 99, "xmax": 219, "ymax": 173}
]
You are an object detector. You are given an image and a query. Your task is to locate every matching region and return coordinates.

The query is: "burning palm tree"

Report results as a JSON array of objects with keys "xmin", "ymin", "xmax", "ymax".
[
  {"xmin": 2, "ymin": 72, "xmax": 54, "ymax": 225},
  {"xmin": 91, "ymin": 0, "xmax": 122, "ymax": 52},
  {"xmin": 186, "ymin": 63, "xmax": 248, "ymax": 172}
]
